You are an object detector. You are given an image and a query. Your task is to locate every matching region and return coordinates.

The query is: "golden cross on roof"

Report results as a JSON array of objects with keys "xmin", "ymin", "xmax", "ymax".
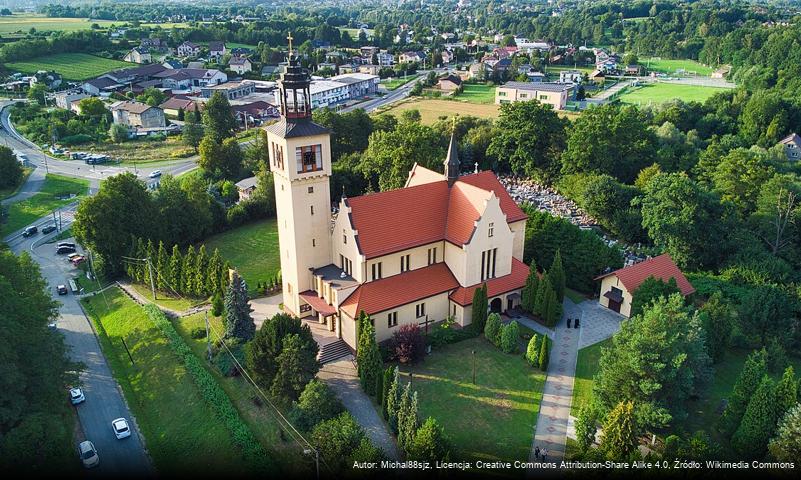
[{"xmin": 287, "ymin": 32, "xmax": 294, "ymax": 58}]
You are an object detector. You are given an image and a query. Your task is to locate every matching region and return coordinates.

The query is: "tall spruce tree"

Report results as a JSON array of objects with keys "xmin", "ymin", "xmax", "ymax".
[
  {"xmin": 731, "ymin": 376, "xmax": 778, "ymax": 456},
  {"xmin": 522, "ymin": 265, "xmax": 539, "ymax": 313},
  {"xmin": 356, "ymin": 311, "xmax": 382, "ymax": 396},
  {"xmin": 224, "ymin": 271, "xmax": 256, "ymax": 341},
  {"xmin": 538, "ymin": 336, "xmax": 549, "ymax": 370},
  {"xmin": 386, "ymin": 368, "xmax": 401, "ymax": 433},
  {"xmin": 549, "ymin": 249, "xmax": 566, "ymax": 302},
  {"xmin": 155, "ymin": 241, "xmax": 170, "ymax": 291},
  {"xmin": 600, "ymin": 401, "xmax": 638, "ymax": 460},
  {"xmin": 381, "ymin": 366, "xmax": 393, "ymax": 419},
  {"xmin": 169, "ymin": 244, "xmax": 183, "ymax": 294},
  {"xmin": 575, "ymin": 403, "xmax": 598, "ymax": 453},
  {"xmin": 194, "ymin": 244, "xmax": 208, "ymax": 297},
  {"xmin": 720, "ymin": 349, "xmax": 768, "ymax": 436},
  {"xmin": 183, "ymin": 245, "xmax": 197, "ymax": 295},
  {"xmin": 135, "ymin": 237, "xmax": 147, "ymax": 282},
  {"xmin": 206, "ymin": 248, "xmax": 223, "ymax": 295},
  {"xmin": 534, "ymin": 273, "xmax": 551, "ymax": 315},
  {"xmin": 775, "ymin": 366, "xmax": 798, "ymax": 421}
]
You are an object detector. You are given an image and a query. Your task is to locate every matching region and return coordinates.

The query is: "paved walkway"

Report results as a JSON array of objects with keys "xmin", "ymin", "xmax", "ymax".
[
  {"xmin": 317, "ymin": 358, "xmax": 401, "ymax": 460},
  {"xmin": 576, "ymin": 301, "xmax": 625, "ymax": 349},
  {"xmin": 505, "ymin": 310, "xmax": 555, "ymax": 340},
  {"xmin": 529, "ymin": 299, "xmax": 582, "ymax": 464}
]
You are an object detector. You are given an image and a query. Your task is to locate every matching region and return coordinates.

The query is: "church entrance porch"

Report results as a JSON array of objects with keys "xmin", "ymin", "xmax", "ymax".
[{"xmin": 490, "ymin": 297, "xmax": 503, "ymax": 314}]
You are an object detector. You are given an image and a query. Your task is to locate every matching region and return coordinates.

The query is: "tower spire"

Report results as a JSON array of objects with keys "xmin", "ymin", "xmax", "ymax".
[{"xmin": 444, "ymin": 116, "xmax": 460, "ymax": 187}]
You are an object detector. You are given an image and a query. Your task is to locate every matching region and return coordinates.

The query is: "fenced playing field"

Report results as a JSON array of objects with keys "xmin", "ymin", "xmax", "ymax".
[
  {"xmin": 5, "ymin": 53, "xmax": 134, "ymax": 81},
  {"xmin": 618, "ymin": 82, "xmax": 728, "ymax": 105}
]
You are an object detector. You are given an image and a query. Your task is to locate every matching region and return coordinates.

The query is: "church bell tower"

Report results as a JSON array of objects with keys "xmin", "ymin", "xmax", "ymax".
[{"xmin": 265, "ymin": 35, "xmax": 333, "ymax": 317}]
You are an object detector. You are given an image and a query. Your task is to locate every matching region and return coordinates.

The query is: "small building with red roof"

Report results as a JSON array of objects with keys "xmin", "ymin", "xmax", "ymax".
[{"xmin": 594, "ymin": 254, "xmax": 695, "ymax": 317}]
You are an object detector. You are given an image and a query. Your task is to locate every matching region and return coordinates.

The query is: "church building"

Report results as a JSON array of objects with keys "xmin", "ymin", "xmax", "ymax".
[{"xmin": 265, "ymin": 54, "xmax": 530, "ymax": 351}]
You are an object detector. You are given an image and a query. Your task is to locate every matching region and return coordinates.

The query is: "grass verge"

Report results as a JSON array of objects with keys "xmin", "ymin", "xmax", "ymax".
[
  {"xmin": 1, "ymin": 174, "xmax": 88, "ymax": 237},
  {"xmin": 0, "ymin": 167, "xmax": 32, "ymax": 200},
  {"xmin": 571, "ymin": 338, "xmax": 611, "ymax": 416}
]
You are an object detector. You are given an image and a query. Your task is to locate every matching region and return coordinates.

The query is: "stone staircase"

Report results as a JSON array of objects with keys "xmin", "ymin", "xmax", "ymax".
[{"xmin": 318, "ymin": 339, "xmax": 351, "ymax": 364}]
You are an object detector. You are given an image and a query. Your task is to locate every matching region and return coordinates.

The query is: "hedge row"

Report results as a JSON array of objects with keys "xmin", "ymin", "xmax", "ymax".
[{"xmin": 143, "ymin": 305, "xmax": 273, "ymax": 473}]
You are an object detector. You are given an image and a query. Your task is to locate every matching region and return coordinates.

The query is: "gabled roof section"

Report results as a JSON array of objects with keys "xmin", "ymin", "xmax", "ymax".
[
  {"xmin": 444, "ymin": 182, "xmax": 488, "ymax": 245},
  {"xmin": 594, "ymin": 253, "xmax": 695, "ymax": 296},
  {"xmin": 449, "ymin": 258, "xmax": 530, "ymax": 306},
  {"xmin": 779, "ymin": 133, "xmax": 801, "ymax": 147},
  {"xmin": 340, "ymin": 263, "xmax": 459, "ymax": 317},
  {"xmin": 458, "ymin": 171, "xmax": 528, "ymax": 222}
]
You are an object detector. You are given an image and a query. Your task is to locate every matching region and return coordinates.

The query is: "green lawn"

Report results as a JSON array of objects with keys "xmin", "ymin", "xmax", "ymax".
[
  {"xmin": 203, "ymin": 219, "xmax": 280, "ymax": 296},
  {"xmin": 454, "ymin": 83, "xmax": 496, "ymax": 104},
  {"xmin": 381, "ymin": 74, "xmax": 420, "ymax": 91},
  {"xmin": 398, "ymin": 336, "xmax": 546, "ymax": 461},
  {"xmin": 619, "ymin": 82, "xmax": 729, "ymax": 105},
  {"xmin": 129, "ymin": 282, "xmax": 201, "ymax": 312},
  {"xmin": 6, "ymin": 53, "xmax": 134, "ymax": 81},
  {"xmin": 172, "ymin": 313, "xmax": 311, "ymax": 476},
  {"xmin": 1, "ymin": 174, "xmax": 88, "ymax": 237},
  {"xmin": 571, "ymin": 338, "xmax": 611, "ymax": 416},
  {"xmin": 81, "ymin": 288, "xmax": 249, "ymax": 476},
  {"xmin": 0, "ymin": 14, "xmax": 118, "ymax": 33},
  {"xmin": 565, "ymin": 288, "xmax": 587, "ymax": 304},
  {"xmin": 642, "ymin": 58, "xmax": 714, "ymax": 76},
  {"xmin": 0, "ymin": 167, "xmax": 32, "ymax": 199}
]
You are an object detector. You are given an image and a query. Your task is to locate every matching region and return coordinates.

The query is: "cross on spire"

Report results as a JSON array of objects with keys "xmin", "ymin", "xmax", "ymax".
[{"xmin": 287, "ymin": 32, "xmax": 294, "ymax": 58}]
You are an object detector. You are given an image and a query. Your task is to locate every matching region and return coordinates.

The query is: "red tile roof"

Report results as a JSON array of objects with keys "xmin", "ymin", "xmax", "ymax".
[
  {"xmin": 299, "ymin": 290, "xmax": 337, "ymax": 316},
  {"xmin": 346, "ymin": 170, "xmax": 527, "ymax": 259},
  {"xmin": 595, "ymin": 254, "xmax": 695, "ymax": 296},
  {"xmin": 340, "ymin": 263, "xmax": 459, "ymax": 318},
  {"xmin": 449, "ymin": 258, "xmax": 530, "ymax": 306}
]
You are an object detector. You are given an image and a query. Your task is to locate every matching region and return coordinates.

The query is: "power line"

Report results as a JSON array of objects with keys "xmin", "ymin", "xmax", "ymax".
[{"xmin": 144, "ymin": 259, "xmax": 328, "ymax": 477}]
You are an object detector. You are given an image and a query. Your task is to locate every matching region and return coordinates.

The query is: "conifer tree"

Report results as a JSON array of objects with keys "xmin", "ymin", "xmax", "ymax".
[
  {"xmin": 484, "ymin": 312, "xmax": 501, "ymax": 345},
  {"xmin": 600, "ymin": 401, "xmax": 637, "ymax": 460},
  {"xmin": 775, "ymin": 366, "xmax": 797, "ymax": 421},
  {"xmin": 471, "ymin": 284, "xmax": 488, "ymax": 330},
  {"xmin": 538, "ymin": 336, "xmax": 549, "ymax": 370},
  {"xmin": 386, "ymin": 367, "xmax": 400, "ymax": 432},
  {"xmin": 155, "ymin": 241, "xmax": 170, "ymax": 291},
  {"xmin": 397, "ymin": 383, "xmax": 418, "ymax": 452},
  {"xmin": 356, "ymin": 311, "xmax": 382, "ymax": 396},
  {"xmin": 207, "ymin": 248, "xmax": 223, "ymax": 295},
  {"xmin": 145, "ymin": 238, "xmax": 156, "ymax": 271},
  {"xmin": 575, "ymin": 402, "xmax": 598, "ymax": 453},
  {"xmin": 731, "ymin": 376, "xmax": 777, "ymax": 456},
  {"xmin": 522, "ymin": 265, "xmax": 539, "ymax": 312},
  {"xmin": 409, "ymin": 417, "xmax": 450, "ymax": 462},
  {"xmin": 720, "ymin": 349, "xmax": 768, "ymax": 436},
  {"xmin": 375, "ymin": 372, "xmax": 384, "ymax": 406},
  {"xmin": 270, "ymin": 334, "xmax": 316, "ymax": 403},
  {"xmin": 401, "ymin": 390, "xmax": 420, "ymax": 455},
  {"xmin": 211, "ymin": 292, "xmax": 224, "ymax": 317},
  {"xmin": 550, "ymin": 249, "xmax": 566, "ymax": 302},
  {"xmin": 224, "ymin": 271, "xmax": 256, "ymax": 341},
  {"xmin": 526, "ymin": 334, "xmax": 540, "ymax": 367},
  {"xmin": 135, "ymin": 237, "xmax": 147, "ymax": 282},
  {"xmin": 534, "ymin": 272, "xmax": 550, "ymax": 315},
  {"xmin": 169, "ymin": 244, "xmax": 183, "ymax": 294},
  {"xmin": 381, "ymin": 366, "xmax": 393, "ymax": 419},
  {"xmin": 183, "ymin": 245, "xmax": 197, "ymax": 295},
  {"xmin": 500, "ymin": 320, "xmax": 519, "ymax": 353},
  {"xmin": 768, "ymin": 403, "xmax": 801, "ymax": 462},
  {"xmin": 125, "ymin": 235, "xmax": 138, "ymax": 280},
  {"xmin": 195, "ymin": 244, "xmax": 208, "ymax": 297}
]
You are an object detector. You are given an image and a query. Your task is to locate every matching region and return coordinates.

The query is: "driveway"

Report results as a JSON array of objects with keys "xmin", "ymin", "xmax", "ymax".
[
  {"xmin": 249, "ymin": 292, "xmax": 283, "ymax": 328},
  {"xmin": 10, "ymin": 228, "xmax": 152, "ymax": 475}
]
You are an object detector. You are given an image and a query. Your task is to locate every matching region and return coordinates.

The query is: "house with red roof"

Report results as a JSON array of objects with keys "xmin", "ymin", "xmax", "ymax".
[
  {"xmin": 265, "ymin": 55, "xmax": 530, "ymax": 354},
  {"xmin": 594, "ymin": 254, "xmax": 695, "ymax": 317}
]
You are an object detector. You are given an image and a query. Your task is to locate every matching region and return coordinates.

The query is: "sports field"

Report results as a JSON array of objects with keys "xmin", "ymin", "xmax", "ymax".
[
  {"xmin": 5, "ymin": 53, "xmax": 134, "ymax": 81},
  {"xmin": 642, "ymin": 58, "xmax": 714, "ymax": 76},
  {"xmin": 0, "ymin": 14, "xmax": 117, "ymax": 34},
  {"xmin": 618, "ymin": 82, "xmax": 729, "ymax": 105}
]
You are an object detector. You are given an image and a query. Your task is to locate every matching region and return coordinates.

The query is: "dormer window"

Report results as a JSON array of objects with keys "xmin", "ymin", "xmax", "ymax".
[{"xmin": 296, "ymin": 144, "xmax": 322, "ymax": 173}]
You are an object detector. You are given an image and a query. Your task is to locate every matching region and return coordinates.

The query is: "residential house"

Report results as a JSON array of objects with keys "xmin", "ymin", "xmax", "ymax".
[
  {"xmin": 440, "ymin": 50, "xmax": 454, "ymax": 64},
  {"xmin": 528, "ymin": 71, "xmax": 545, "ymax": 83},
  {"xmin": 103, "ymin": 64, "xmax": 168, "ymax": 85},
  {"xmin": 376, "ymin": 52, "xmax": 394, "ymax": 66},
  {"xmin": 559, "ymin": 70, "xmax": 583, "ymax": 84},
  {"xmin": 200, "ymin": 80, "xmax": 256, "ymax": 100},
  {"xmin": 261, "ymin": 65, "xmax": 282, "ymax": 78},
  {"xmin": 124, "ymin": 47, "xmax": 151, "ymax": 64},
  {"xmin": 235, "ymin": 176, "xmax": 258, "ymax": 202},
  {"xmin": 158, "ymin": 97, "xmax": 199, "ymax": 117},
  {"xmin": 154, "ymin": 68, "xmax": 227, "ymax": 92},
  {"xmin": 358, "ymin": 64, "xmax": 381, "ymax": 76},
  {"xmin": 54, "ymin": 92, "xmax": 89, "ymax": 112},
  {"xmin": 82, "ymin": 76, "xmax": 124, "ymax": 96},
  {"xmin": 468, "ymin": 62, "xmax": 489, "ymax": 80},
  {"xmin": 162, "ymin": 59, "xmax": 183, "ymax": 70},
  {"xmin": 232, "ymin": 101, "xmax": 279, "ymax": 126},
  {"xmin": 140, "ymin": 38, "xmax": 164, "ymax": 50},
  {"xmin": 495, "ymin": 81, "xmax": 573, "ymax": 110},
  {"xmin": 337, "ymin": 64, "xmax": 357, "ymax": 75},
  {"xmin": 209, "ymin": 41, "xmax": 226, "ymax": 61},
  {"xmin": 399, "ymin": 51, "xmax": 427, "ymax": 64},
  {"xmin": 229, "ymin": 56, "xmax": 253, "ymax": 74},
  {"xmin": 595, "ymin": 254, "xmax": 695, "ymax": 317},
  {"xmin": 110, "ymin": 101, "xmax": 166, "ymax": 129},
  {"xmin": 778, "ymin": 133, "xmax": 801, "ymax": 162},
  {"xmin": 230, "ymin": 48, "xmax": 253, "ymax": 57},
  {"xmin": 589, "ymin": 69, "xmax": 605, "ymax": 84},
  {"xmin": 438, "ymin": 74, "xmax": 462, "ymax": 91},
  {"xmin": 266, "ymin": 58, "xmax": 529, "ymax": 351},
  {"xmin": 29, "ymin": 70, "xmax": 62, "ymax": 89},
  {"xmin": 177, "ymin": 41, "xmax": 201, "ymax": 57}
]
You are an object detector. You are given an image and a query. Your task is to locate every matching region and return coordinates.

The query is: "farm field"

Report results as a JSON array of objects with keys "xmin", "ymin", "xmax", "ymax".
[
  {"xmin": 453, "ymin": 83, "xmax": 495, "ymax": 104},
  {"xmin": 0, "ymin": 174, "xmax": 89, "ymax": 237},
  {"xmin": 202, "ymin": 219, "xmax": 281, "ymax": 296},
  {"xmin": 5, "ymin": 53, "xmax": 134, "ymax": 81},
  {"xmin": 642, "ymin": 57, "xmax": 715, "ymax": 76},
  {"xmin": 618, "ymin": 82, "xmax": 729, "ymax": 105},
  {"xmin": 379, "ymin": 98, "xmax": 579, "ymax": 124},
  {"xmin": 0, "ymin": 14, "xmax": 117, "ymax": 33},
  {"xmin": 398, "ymin": 336, "xmax": 546, "ymax": 461}
]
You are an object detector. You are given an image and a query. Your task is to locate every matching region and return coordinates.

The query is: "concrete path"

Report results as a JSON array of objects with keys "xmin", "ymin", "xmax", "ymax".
[
  {"xmin": 317, "ymin": 358, "xmax": 401, "ymax": 460},
  {"xmin": 505, "ymin": 310, "xmax": 555, "ymax": 340},
  {"xmin": 250, "ymin": 292, "xmax": 282, "ymax": 328},
  {"xmin": 529, "ymin": 298, "xmax": 582, "ymax": 463},
  {"xmin": 576, "ymin": 301, "xmax": 625, "ymax": 349}
]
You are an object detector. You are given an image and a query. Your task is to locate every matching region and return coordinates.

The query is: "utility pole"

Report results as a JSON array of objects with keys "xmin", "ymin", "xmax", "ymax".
[
  {"xmin": 58, "ymin": 210, "xmax": 62, "ymax": 230},
  {"xmin": 205, "ymin": 311, "xmax": 212, "ymax": 361},
  {"xmin": 146, "ymin": 259, "xmax": 156, "ymax": 300}
]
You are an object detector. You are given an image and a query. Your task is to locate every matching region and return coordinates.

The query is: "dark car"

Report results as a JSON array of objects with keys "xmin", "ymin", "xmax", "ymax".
[
  {"xmin": 57, "ymin": 284, "xmax": 68, "ymax": 295},
  {"xmin": 58, "ymin": 242, "xmax": 76, "ymax": 249},
  {"xmin": 56, "ymin": 245, "xmax": 76, "ymax": 255},
  {"xmin": 22, "ymin": 226, "xmax": 38, "ymax": 237},
  {"xmin": 42, "ymin": 225, "xmax": 57, "ymax": 234}
]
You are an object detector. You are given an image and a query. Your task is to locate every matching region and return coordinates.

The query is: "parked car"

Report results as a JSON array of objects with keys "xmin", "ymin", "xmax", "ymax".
[
  {"xmin": 22, "ymin": 226, "xmax": 38, "ymax": 237},
  {"xmin": 42, "ymin": 225, "xmax": 57, "ymax": 234},
  {"xmin": 148, "ymin": 170, "xmax": 162, "ymax": 178},
  {"xmin": 67, "ymin": 252, "xmax": 81, "ymax": 261},
  {"xmin": 56, "ymin": 245, "xmax": 76, "ymax": 255},
  {"xmin": 69, "ymin": 387, "xmax": 85, "ymax": 405},
  {"xmin": 57, "ymin": 284, "xmax": 68, "ymax": 295},
  {"xmin": 58, "ymin": 242, "xmax": 76, "ymax": 249},
  {"xmin": 112, "ymin": 418, "xmax": 131, "ymax": 439},
  {"xmin": 77, "ymin": 440, "xmax": 99, "ymax": 468},
  {"xmin": 48, "ymin": 322, "xmax": 57, "ymax": 331},
  {"xmin": 70, "ymin": 256, "xmax": 86, "ymax": 266}
]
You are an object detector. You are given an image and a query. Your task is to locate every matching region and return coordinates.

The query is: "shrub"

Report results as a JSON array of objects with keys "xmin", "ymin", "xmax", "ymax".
[
  {"xmin": 190, "ymin": 326, "xmax": 207, "ymax": 339},
  {"xmin": 427, "ymin": 320, "xmax": 480, "ymax": 347},
  {"xmin": 538, "ymin": 336, "xmax": 549, "ymax": 370},
  {"xmin": 392, "ymin": 324, "xmax": 425, "ymax": 364},
  {"xmin": 289, "ymin": 379, "xmax": 344, "ymax": 432},
  {"xmin": 311, "ymin": 412, "xmax": 365, "ymax": 470},
  {"xmin": 500, "ymin": 321, "xmax": 519, "ymax": 354},
  {"xmin": 526, "ymin": 334, "xmax": 540, "ymax": 367},
  {"xmin": 484, "ymin": 313, "xmax": 501, "ymax": 345},
  {"xmin": 142, "ymin": 305, "xmax": 271, "ymax": 472},
  {"xmin": 60, "ymin": 134, "xmax": 93, "ymax": 146},
  {"xmin": 213, "ymin": 339, "xmax": 244, "ymax": 377}
]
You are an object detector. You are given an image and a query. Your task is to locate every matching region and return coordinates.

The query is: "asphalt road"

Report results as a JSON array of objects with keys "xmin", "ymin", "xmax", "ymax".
[
  {"xmin": 341, "ymin": 69, "xmax": 442, "ymax": 114},
  {"xmin": 9, "ymin": 224, "xmax": 152, "ymax": 476}
]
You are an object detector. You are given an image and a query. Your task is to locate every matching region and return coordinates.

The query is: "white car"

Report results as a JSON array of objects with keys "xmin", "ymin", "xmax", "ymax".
[
  {"xmin": 69, "ymin": 387, "xmax": 85, "ymax": 405},
  {"xmin": 78, "ymin": 440, "xmax": 99, "ymax": 468},
  {"xmin": 148, "ymin": 170, "xmax": 162, "ymax": 178},
  {"xmin": 112, "ymin": 418, "xmax": 131, "ymax": 439}
]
